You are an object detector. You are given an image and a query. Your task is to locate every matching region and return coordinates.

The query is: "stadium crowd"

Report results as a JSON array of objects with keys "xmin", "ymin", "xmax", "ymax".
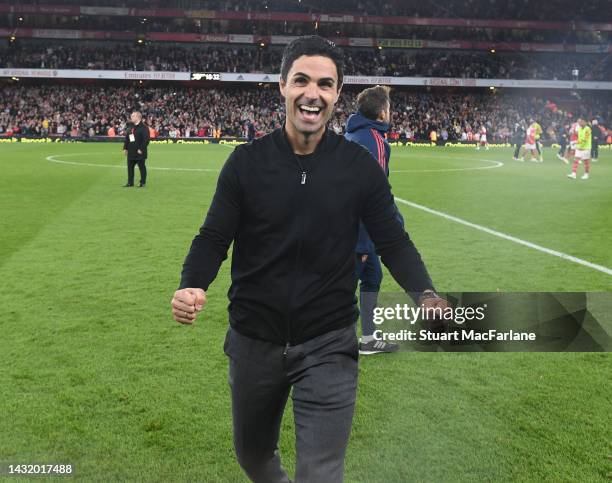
[
  {"xmin": 2, "ymin": 14, "xmax": 608, "ymax": 45},
  {"xmin": 1, "ymin": 84, "xmax": 608, "ymax": 144},
  {"xmin": 2, "ymin": 42, "xmax": 610, "ymax": 81},
  {"xmin": 6, "ymin": 0, "xmax": 611, "ymax": 22}
]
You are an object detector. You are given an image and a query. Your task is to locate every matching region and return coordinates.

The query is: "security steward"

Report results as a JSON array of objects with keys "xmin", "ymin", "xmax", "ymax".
[{"xmin": 123, "ymin": 111, "xmax": 150, "ymax": 187}]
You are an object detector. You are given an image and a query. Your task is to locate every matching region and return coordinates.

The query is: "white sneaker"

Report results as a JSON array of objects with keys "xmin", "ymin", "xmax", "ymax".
[
  {"xmin": 476, "ymin": 147, "xmax": 480, "ymax": 150},
  {"xmin": 538, "ymin": 156, "xmax": 543, "ymax": 162},
  {"xmin": 563, "ymin": 158, "xmax": 569, "ymax": 164},
  {"xmin": 519, "ymin": 157, "xmax": 524, "ymax": 162},
  {"xmin": 556, "ymin": 153, "xmax": 563, "ymax": 160},
  {"xmin": 567, "ymin": 172, "xmax": 576, "ymax": 179},
  {"xmin": 581, "ymin": 173, "xmax": 589, "ymax": 180},
  {"xmin": 592, "ymin": 158, "xmax": 598, "ymax": 162},
  {"xmin": 485, "ymin": 147, "xmax": 489, "ymax": 150}
]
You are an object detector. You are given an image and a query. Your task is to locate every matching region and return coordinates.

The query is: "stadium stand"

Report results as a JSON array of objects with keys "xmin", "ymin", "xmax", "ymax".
[
  {"xmin": 2, "ymin": 42, "xmax": 611, "ymax": 81},
  {"xmin": 1, "ymin": 0, "xmax": 609, "ymax": 144},
  {"xmin": 1, "ymin": 83, "xmax": 609, "ymax": 144},
  {"xmin": 2, "ymin": 15, "xmax": 609, "ymax": 44},
  {"xmin": 2, "ymin": 0, "xmax": 611, "ymax": 22}
]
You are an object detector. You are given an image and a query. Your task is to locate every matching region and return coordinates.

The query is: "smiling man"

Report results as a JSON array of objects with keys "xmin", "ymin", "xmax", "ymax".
[{"xmin": 171, "ymin": 36, "xmax": 446, "ymax": 483}]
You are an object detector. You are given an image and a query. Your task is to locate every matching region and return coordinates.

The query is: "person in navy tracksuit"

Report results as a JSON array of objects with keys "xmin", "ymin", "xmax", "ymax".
[{"xmin": 345, "ymin": 85, "xmax": 402, "ymax": 355}]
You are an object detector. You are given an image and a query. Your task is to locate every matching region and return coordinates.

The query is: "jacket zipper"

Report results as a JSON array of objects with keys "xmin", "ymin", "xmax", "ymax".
[
  {"xmin": 284, "ymin": 154, "xmax": 308, "ymax": 350},
  {"xmin": 295, "ymin": 155, "xmax": 307, "ymax": 185}
]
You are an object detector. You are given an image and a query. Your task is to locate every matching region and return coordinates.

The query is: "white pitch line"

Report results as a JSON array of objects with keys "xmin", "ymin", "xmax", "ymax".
[
  {"xmin": 45, "ymin": 154, "xmax": 219, "ymax": 172},
  {"xmin": 46, "ymin": 152, "xmax": 503, "ymax": 174},
  {"xmin": 44, "ymin": 151, "xmax": 609, "ymax": 274},
  {"xmin": 395, "ymin": 197, "xmax": 612, "ymax": 276},
  {"xmin": 392, "ymin": 157, "xmax": 503, "ymax": 173}
]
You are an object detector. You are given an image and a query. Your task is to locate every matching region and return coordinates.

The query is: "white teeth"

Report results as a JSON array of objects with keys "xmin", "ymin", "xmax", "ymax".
[{"xmin": 299, "ymin": 105, "xmax": 321, "ymax": 113}]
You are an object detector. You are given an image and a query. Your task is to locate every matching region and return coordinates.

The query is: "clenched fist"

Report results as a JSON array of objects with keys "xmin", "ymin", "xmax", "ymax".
[
  {"xmin": 419, "ymin": 291, "xmax": 450, "ymax": 332},
  {"xmin": 171, "ymin": 288, "xmax": 206, "ymax": 325}
]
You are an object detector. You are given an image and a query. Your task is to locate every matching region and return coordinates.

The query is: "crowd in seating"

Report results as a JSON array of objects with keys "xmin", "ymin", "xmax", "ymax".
[
  {"xmin": 2, "ymin": 42, "xmax": 610, "ymax": 81},
  {"xmin": 7, "ymin": 0, "xmax": 611, "ymax": 22},
  {"xmin": 1, "ymin": 84, "xmax": 608, "ymax": 143},
  {"xmin": 2, "ymin": 14, "xmax": 608, "ymax": 45}
]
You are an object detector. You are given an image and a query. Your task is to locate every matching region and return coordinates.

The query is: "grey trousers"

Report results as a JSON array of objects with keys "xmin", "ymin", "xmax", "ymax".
[{"xmin": 223, "ymin": 323, "xmax": 359, "ymax": 483}]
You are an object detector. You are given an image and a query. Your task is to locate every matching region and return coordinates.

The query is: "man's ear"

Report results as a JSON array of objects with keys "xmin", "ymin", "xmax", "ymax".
[
  {"xmin": 333, "ymin": 84, "xmax": 343, "ymax": 105},
  {"xmin": 279, "ymin": 78, "xmax": 286, "ymax": 98}
]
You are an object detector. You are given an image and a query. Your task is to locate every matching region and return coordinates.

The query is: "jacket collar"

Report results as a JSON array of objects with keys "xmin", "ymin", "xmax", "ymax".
[
  {"xmin": 275, "ymin": 124, "xmax": 336, "ymax": 156},
  {"xmin": 345, "ymin": 112, "xmax": 389, "ymax": 135}
]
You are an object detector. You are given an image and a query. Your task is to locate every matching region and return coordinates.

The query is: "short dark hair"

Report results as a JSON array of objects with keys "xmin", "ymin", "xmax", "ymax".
[
  {"xmin": 280, "ymin": 35, "xmax": 344, "ymax": 89},
  {"xmin": 356, "ymin": 85, "xmax": 390, "ymax": 120}
]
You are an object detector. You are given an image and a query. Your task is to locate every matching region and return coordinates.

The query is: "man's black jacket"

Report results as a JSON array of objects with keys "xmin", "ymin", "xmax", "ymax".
[
  {"xmin": 514, "ymin": 124, "xmax": 526, "ymax": 144},
  {"xmin": 123, "ymin": 122, "xmax": 150, "ymax": 161},
  {"xmin": 592, "ymin": 125, "xmax": 602, "ymax": 144},
  {"xmin": 180, "ymin": 127, "xmax": 434, "ymax": 345}
]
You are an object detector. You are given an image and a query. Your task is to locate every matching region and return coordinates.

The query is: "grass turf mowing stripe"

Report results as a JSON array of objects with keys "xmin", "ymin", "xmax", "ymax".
[{"xmin": 396, "ymin": 197, "xmax": 612, "ymax": 276}]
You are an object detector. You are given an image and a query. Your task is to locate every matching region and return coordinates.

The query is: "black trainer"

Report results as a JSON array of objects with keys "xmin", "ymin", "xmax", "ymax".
[{"xmin": 123, "ymin": 183, "xmax": 134, "ymax": 187}]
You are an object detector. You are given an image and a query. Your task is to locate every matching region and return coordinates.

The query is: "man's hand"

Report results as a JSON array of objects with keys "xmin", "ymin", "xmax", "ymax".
[
  {"xmin": 420, "ymin": 295, "xmax": 449, "ymax": 311},
  {"xmin": 137, "ymin": 149, "xmax": 142, "ymax": 155},
  {"xmin": 419, "ymin": 291, "xmax": 449, "ymax": 331},
  {"xmin": 171, "ymin": 288, "xmax": 206, "ymax": 325},
  {"xmin": 123, "ymin": 149, "xmax": 127, "ymax": 155}
]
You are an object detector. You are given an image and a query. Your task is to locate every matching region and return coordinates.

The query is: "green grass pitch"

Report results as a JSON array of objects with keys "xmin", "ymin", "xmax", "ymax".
[{"xmin": 0, "ymin": 141, "xmax": 610, "ymax": 481}]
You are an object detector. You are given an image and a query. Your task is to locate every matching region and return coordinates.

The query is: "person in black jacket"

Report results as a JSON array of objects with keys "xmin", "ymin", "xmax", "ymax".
[
  {"xmin": 171, "ymin": 36, "xmax": 446, "ymax": 483},
  {"xmin": 556, "ymin": 123, "xmax": 569, "ymax": 163},
  {"xmin": 512, "ymin": 120, "xmax": 526, "ymax": 161},
  {"xmin": 123, "ymin": 111, "xmax": 150, "ymax": 187},
  {"xmin": 591, "ymin": 119, "xmax": 601, "ymax": 161}
]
